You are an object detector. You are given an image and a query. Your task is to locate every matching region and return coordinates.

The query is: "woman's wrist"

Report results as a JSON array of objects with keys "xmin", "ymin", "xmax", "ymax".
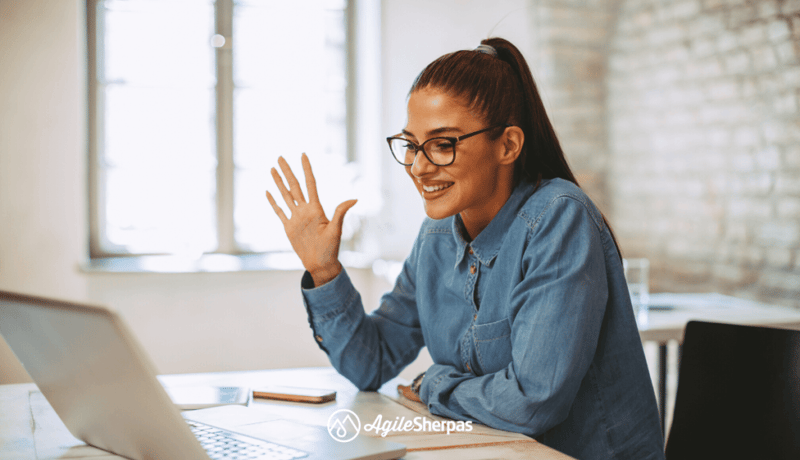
[
  {"xmin": 397, "ymin": 371, "xmax": 425, "ymax": 403},
  {"xmin": 309, "ymin": 262, "xmax": 343, "ymax": 287},
  {"xmin": 411, "ymin": 371, "xmax": 425, "ymax": 397}
]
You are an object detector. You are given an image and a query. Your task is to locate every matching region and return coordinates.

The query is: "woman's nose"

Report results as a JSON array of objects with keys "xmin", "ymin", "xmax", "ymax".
[{"xmin": 410, "ymin": 149, "xmax": 437, "ymax": 177}]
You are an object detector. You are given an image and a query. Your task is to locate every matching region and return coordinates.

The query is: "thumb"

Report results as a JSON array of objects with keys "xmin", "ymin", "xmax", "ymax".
[{"xmin": 330, "ymin": 199, "xmax": 358, "ymax": 233}]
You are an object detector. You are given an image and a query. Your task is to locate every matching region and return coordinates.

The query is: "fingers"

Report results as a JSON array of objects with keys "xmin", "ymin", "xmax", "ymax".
[
  {"xmin": 301, "ymin": 153, "xmax": 320, "ymax": 204},
  {"xmin": 278, "ymin": 156, "xmax": 306, "ymax": 204},
  {"xmin": 271, "ymin": 167, "xmax": 296, "ymax": 210},
  {"xmin": 330, "ymin": 199, "xmax": 358, "ymax": 233},
  {"xmin": 265, "ymin": 191, "xmax": 288, "ymax": 224}
]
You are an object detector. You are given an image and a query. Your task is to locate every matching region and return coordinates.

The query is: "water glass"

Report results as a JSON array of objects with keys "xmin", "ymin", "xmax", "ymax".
[{"xmin": 623, "ymin": 258, "xmax": 650, "ymax": 326}]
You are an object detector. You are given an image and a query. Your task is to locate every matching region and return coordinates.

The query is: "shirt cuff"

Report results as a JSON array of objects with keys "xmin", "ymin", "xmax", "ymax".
[
  {"xmin": 301, "ymin": 267, "xmax": 354, "ymax": 319},
  {"xmin": 419, "ymin": 364, "xmax": 446, "ymax": 407}
]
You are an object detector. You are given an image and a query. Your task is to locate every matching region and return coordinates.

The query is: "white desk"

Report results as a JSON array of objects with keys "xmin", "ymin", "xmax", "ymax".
[
  {"xmin": 640, "ymin": 293, "xmax": 800, "ymax": 343},
  {"xmin": 638, "ymin": 293, "xmax": 800, "ymax": 434},
  {"xmin": 0, "ymin": 367, "xmax": 575, "ymax": 460}
]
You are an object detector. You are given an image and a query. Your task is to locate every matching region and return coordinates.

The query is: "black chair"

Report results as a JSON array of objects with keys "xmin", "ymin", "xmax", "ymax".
[{"xmin": 665, "ymin": 321, "xmax": 800, "ymax": 459}]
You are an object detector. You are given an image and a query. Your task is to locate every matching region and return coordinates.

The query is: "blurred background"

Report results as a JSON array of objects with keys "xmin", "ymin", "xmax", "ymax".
[{"xmin": 1, "ymin": 0, "xmax": 798, "ymax": 385}]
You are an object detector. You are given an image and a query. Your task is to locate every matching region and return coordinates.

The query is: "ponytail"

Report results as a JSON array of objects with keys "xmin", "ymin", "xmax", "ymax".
[{"xmin": 482, "ymin": 38, "xmax": 577, "ymax": 187}]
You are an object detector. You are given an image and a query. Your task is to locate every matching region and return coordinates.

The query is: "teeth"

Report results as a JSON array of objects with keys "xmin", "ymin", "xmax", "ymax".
[{"xmin": 423, "ymin": 183, "xmax": 453, "ymax": 193}]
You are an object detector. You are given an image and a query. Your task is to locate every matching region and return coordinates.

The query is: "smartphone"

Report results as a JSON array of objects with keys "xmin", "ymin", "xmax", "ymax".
[
  {"xmin": 252, "ymin": 385, "xmax": 336, "ymax": 404},
  {"xmin": 164, "ymin": 385, "xmax": 251, "ymax": 410}
]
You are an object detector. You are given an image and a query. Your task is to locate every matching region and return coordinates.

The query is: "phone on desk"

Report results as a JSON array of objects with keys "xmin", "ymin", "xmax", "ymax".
[{"xmin": 252, "ymin": 385, "xmax": 336, "ymax": 404}]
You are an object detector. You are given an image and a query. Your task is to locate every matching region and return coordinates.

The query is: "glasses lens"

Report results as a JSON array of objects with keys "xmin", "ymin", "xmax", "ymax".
[
  {"xmin": 422, "ymin": 138, "xmax": 455, "ymax": 165},
  {"xmin": 389, "ymin": 138, "xmax": 416, "ymax": 165}
]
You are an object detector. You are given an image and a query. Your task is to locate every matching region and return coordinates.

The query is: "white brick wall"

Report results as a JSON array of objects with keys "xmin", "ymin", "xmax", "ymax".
[
  {"xmin": 532, "ymin": 0, "xmax": 616, "ymax": 212},
  {"xmin": 606, "ymin": 0, "xmax": 800, "ymax": 307}
]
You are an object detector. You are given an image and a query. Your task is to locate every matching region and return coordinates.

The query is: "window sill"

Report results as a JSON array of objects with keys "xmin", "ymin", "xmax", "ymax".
[{"xmin": 80, "ymin": 251, "xmax": 376, "ymax": 274}]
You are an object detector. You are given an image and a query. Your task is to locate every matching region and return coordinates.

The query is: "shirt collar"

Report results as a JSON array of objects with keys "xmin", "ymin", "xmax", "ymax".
[{"xmin": 451, "ymin": 180, "xmax": 536, "ymax": 268}]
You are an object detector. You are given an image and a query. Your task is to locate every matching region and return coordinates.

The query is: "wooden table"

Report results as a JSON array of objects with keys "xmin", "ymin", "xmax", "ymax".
[
  {"xmin": 0, "ymin": 367, "xmax": 574, "ymax": 460},
  {"xmin": 638, "ymin": 293, "xmax": 800, "ymax": 435}
]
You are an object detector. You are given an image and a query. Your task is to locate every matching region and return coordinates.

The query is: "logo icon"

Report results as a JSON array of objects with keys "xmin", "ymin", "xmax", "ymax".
[{"xmin": 327, "ymin": 409, "xmax": 361, "ymax": 442}]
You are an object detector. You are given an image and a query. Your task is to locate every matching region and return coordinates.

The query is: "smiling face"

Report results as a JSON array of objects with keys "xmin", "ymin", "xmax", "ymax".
[{"xmin": 402, "ymin": 88, "xmax": 520, "ymax": 239}]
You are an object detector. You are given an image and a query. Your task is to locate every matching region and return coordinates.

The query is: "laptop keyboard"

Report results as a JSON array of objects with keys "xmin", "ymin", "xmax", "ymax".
[{"xmin": 188, "ymin": 420, "xmax": 309, "ymax": 460}]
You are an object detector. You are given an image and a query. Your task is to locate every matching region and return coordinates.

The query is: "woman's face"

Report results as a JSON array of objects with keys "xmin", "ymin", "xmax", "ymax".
[{"xmin": 403, "ymin": 88, "xmax": 515, "ymax": 236}]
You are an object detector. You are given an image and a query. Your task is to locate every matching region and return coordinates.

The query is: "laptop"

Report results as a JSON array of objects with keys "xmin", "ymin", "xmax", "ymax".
[{"xmin": 0, "ymin": 290, "xmax": 405, "ymax": 460}]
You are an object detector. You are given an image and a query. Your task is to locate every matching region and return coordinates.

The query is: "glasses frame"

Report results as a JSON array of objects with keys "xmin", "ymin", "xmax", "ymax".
[{"xmin": 386, "ymin": 124, "xmax": 510, "ymax": 167}]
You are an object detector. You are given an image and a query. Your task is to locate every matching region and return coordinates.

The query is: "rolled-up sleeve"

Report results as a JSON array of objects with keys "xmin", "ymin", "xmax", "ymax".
[
  {"xmin": 302, "ymin": 239, "xmax": 426, "ymax": 391},
  {"xmin": 419, "ymin": 197, "xmax": 608, "ymax": 436}
]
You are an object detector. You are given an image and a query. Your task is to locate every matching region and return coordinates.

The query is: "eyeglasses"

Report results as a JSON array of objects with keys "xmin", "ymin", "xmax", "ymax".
[{"xmin": 386, "ymin": 125, "xmax": 508, "ymax": 167}]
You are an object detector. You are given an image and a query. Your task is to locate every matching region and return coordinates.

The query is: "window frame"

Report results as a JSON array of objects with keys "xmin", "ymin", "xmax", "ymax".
[{"xmin": 86, "ymin": 0, "xmax": 369, "ymax": 261}]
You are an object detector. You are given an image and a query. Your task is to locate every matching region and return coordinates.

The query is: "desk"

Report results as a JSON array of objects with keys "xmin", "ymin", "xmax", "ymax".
[
  {"xmin": 639, "ymin": 293, "xmax": 800, "ymax": 434},
  {"xmin": 0, "ymin": 367, "xmax": 574, "ymax": 460}
]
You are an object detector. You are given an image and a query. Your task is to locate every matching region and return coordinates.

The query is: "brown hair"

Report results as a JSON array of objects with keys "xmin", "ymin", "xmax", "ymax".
[
  {"xmin": 409, "ymin": 37, "xmax": 622, "ymax": 255},
  {"xmin": 409, "ymin": 37, "xmax": 574, "ymax": 186}
]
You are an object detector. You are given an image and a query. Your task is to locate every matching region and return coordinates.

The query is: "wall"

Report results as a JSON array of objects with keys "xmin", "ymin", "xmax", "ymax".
[
  {"xmin": 0, "ymin": 0, "xmax": 87, "ymax": 383},
  {"xmin": 607, "ymin": 0, "xmax": 800, "ymax": 307},
  {"xmin": 532, "ymin": 0, "xmax": 617, "ymax": 212}
]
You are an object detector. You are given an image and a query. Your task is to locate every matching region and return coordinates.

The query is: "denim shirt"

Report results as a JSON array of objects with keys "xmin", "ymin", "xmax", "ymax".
[{"xmin": 301, "ymin": 178, "xmax": 665, "ymax": 460}]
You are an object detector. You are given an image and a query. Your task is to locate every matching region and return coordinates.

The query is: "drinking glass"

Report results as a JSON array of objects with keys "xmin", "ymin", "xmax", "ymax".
[{"xmin": 623, "ymin": 258, "xmax": 650, "ymax": 327}]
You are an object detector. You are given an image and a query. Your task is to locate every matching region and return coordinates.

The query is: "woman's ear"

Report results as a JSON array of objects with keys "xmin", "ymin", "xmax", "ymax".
[{"xmin": 499, "ymin": 126, "xmax": 524, "ymax": 165}]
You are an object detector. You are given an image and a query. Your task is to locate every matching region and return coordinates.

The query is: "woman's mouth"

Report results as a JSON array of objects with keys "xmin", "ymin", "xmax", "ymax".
[
  {"xmin": 422, "ymin": 183, "xmax": 453, "ymax": 193},
  {"xmin": 419, "ymin": 181, "xmax": 454, "ymax": 198}
]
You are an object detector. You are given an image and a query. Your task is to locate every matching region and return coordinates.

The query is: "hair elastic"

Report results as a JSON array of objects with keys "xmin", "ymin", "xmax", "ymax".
[{"xmin": 474, "ymin": 44, "xmax": 497, "ymax": 57}]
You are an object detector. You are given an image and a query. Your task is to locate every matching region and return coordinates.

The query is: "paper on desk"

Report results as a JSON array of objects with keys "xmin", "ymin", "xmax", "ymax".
[
  {"xmin": 390, "ymin": 433, "xmax": 534, "ymax": 451},
  {"xmin": 28, "ymin": 390, "xmax": 110, "ymax": 459},
  {"xmin": 385, "ymin": 388, "xmax": 531, "ymax": 440},
  {"xmin": 344, "ymin": 383, "xmax": 536, "ymax": 456},
  {"xmin": 403, "ymin": 443, "xmax": 574, "ymax": 460}
]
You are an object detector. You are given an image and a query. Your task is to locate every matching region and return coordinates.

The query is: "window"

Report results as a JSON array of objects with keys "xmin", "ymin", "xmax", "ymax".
[{"xmin": 88, "ymin": 0, "xmax": 376, "ymax": 262}]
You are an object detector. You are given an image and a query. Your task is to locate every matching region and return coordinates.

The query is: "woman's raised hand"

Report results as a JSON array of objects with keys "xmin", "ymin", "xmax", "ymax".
[{"xmin": 266, "ymin": 153, "xmax": 357, "ymax": 287}]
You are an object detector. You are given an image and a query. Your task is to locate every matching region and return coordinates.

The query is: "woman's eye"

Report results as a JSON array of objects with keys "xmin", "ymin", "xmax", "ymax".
[{"xmin": 431, "ymin": 141, "xmax": 454, "ymax": 151}]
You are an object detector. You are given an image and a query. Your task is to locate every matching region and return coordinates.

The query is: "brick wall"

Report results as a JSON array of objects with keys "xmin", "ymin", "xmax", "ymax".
[
  {"xmin": 606, "ymin": 0, "xmax": 800, "ymax": 307},
  {"xmin": 533, "ymin": 0, "xmax": 616, "ymax": 213}
]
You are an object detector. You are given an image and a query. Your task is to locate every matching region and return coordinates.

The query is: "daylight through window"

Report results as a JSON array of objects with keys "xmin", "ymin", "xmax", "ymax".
[{"xmin": 89, "ymin": 0, "xmax": 353, "ymax": 258}]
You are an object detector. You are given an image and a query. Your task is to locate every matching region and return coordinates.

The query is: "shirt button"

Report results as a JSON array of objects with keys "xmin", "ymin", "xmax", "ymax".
[
  {"xmin": 473, "ymin": 314, "xmax": 477, "ymax": 321},
  {"xmin": 465, "ymin": 363, "xmax": 471, "ymax": 372},
  {"xmin": 468, "ymin": 247, "xmax": 474, "ymax": 255},
  {"xmin": 315, "ymin": 335, "xmax": 323, "ymax": 342},
  {"xmin": 470, "ymin": 265, "xmax": 476, "ymax": 274}
]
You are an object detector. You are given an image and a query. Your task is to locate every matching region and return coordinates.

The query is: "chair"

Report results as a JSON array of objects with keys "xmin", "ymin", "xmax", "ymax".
[{"xmin": 665, "ymin": 321, "xmax": 800, "ymax": 459}]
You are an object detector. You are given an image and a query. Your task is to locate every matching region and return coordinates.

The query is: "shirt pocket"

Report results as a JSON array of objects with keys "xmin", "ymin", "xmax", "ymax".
[{"xmin": 473, "ymin": 317, "xmax": 513, "ymax": 375}]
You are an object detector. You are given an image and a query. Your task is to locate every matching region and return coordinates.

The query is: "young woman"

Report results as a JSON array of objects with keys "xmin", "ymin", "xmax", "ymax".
[{"xmin": 266, "ymin": 38, "xmax": 665, "ymax": 460}]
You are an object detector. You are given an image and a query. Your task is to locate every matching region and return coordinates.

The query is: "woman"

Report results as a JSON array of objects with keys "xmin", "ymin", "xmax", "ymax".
[{"xmin": 266, "ymin": 38, "xmax": 665, "ymax": 460}]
